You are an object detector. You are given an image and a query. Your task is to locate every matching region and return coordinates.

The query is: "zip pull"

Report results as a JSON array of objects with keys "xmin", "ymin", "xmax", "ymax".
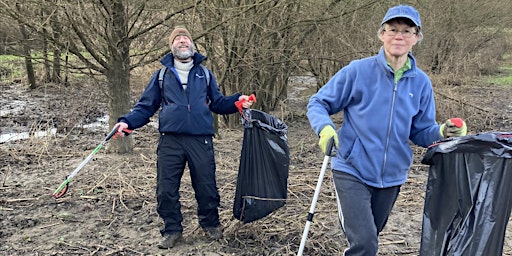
[{"xmin": 188, "ymin": 104, "xmax": 190, "ymax": 112}]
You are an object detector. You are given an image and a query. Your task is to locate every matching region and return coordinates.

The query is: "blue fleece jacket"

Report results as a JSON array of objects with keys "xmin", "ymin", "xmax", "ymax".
[
  {"xmin": 119, "ymin": 52, "xmax": 241, "ymax": 135},
  {"xmin": 307, "ymin": 48, "xmax": 443, "ymax": 188}
]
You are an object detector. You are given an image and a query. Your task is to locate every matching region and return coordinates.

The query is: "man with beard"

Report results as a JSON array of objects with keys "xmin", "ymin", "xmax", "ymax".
[{"xmin": 114, "ymin": 26, "xmax": 254, "ymax": 249}]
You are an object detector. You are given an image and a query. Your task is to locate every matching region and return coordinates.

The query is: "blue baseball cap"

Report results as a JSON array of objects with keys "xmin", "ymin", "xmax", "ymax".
[{"xmin": 381, "ymin": 5, "xmax": 421, "ymax": 29}]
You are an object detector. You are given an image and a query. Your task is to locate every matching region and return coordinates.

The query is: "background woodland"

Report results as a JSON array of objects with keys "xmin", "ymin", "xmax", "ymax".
[{"xmin": 0, "ymin": 0, "xmax": 511, "ymax": 150}]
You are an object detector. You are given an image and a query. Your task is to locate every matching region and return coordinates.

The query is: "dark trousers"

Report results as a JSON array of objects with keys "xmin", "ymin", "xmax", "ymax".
[
  {"xmin": 156, "ymin": 133, "xmax": 220, "ymax": 236},
  {"xmin": 332, "ymin": 170, "xmax": 401, "ymax": 256}
]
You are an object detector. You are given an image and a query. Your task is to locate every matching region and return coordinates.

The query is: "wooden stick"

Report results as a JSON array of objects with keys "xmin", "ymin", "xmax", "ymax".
[
  {"xmin": 4, "ymin": 197, "xmax": 38, "ymax": 203},
  {"xmin": 379, "ymin": 240, "xmax": 406, "ymax": 245}
]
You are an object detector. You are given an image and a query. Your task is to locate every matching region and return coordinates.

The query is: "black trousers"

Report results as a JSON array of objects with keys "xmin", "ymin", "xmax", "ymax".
[
  {"xmin": 332, "ymin": 170, "xmax": 401, "ymax": 256},
  {"xmin": 156, "ymin": 133, "xmax": 220, "ymax": 236}
]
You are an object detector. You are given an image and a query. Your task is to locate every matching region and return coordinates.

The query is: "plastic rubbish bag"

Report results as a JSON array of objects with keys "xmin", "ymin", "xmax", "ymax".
[
  {"xmin": 233, "ymin": 109, "xmax": 290, "ymax": 223},
  {"xmin": 420, "ymin": 132, "xmax": 512, "ymax": 256}
]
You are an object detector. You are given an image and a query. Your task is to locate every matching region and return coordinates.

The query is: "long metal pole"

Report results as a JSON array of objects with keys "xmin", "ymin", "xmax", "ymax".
[
  {"xmin": 297, "ymin": 139, "xmax": 334, "ymax": 255},
  {"xmin": 52, "ymin": 125, "xmax": 119, "ymax": 198}
]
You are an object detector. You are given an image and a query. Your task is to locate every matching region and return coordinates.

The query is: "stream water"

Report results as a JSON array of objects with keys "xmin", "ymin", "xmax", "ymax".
[{"xmin": 0, "ymin": 99, "xmax": 108, "ymax": 143}]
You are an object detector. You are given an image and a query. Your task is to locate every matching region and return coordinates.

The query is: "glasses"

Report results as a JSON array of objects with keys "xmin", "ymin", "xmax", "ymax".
[{"xmin": 383, "ymin": 28, "xmax": 417, "ymax": 38}]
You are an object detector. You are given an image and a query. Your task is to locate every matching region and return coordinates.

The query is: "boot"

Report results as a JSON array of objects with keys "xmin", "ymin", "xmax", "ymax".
[
  {"xmin": 157, "ymin": 232, "xmax": 182, "ymax": 249},
  {"xmin": 203, "ymin": 226, "xmax": 223, "ymax": 240}
]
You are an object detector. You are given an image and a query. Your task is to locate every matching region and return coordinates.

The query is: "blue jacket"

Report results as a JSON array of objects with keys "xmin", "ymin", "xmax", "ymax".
[
  {"xmin": 307, "ymin": 48, "xmax": 443, "ymax": 188},
  {"xmin": 119, "ymin": 52, "xmax": 241, "ymax": 135}
]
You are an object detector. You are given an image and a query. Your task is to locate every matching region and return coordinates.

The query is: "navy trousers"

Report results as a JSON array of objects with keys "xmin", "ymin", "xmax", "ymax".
[
  {"xmin": 332, "ymin": 170, "xmax": 401, "ymax": 256},
  {"xmin": 156, "ymin": 133, "xmax": 220, "ymax": 236}
]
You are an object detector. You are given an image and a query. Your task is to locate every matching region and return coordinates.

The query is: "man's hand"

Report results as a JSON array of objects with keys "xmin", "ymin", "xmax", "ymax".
[
  {"xmin": 114, "ymin": 122, "xmax": 132, "ymax": 138},
  {"xmin": 319, "ymin": 125, "xmax": 339, "ymax": 154},
  {"xmin": 237, "ymin": 94, "xmax": 256, "ymax": 108},
  {"xmin": 440, "ymin": 118, "xmax": 467, "ymax": 138}
]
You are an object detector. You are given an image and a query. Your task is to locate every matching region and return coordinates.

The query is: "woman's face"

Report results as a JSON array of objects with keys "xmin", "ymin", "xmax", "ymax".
[{"xmin": 379, "ymin": 21, "xmax": 419, "ymax": 58}]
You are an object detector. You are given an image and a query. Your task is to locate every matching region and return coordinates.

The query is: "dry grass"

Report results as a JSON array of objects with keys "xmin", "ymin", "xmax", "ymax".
[{"xmin": 2, "ymin": 69, "xmax": 512, "ymax": 255}]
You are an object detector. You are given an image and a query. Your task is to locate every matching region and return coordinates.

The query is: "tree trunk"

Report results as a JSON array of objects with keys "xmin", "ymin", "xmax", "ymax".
[
  {"xmin": 107, "ymin": 0, "xmax": 133, "ymax": 154},
  {"xmin": 51, "ymin": 26, "xmax": 62, "ymax": 83},
  {"xmin": 42, "ymin": 36, "xmax": 51, "ymax": 82},
  {"xmin": 18, "ymin": 23, "xmax": 36, "ymax": 89},
  {"xmin": 107, "ymin": 66, "xmax": 132, "ymax": 153}
]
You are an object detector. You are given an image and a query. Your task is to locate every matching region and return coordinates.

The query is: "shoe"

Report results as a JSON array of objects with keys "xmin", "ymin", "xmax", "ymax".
[
  {"xmin": 203, "ymin": 226, "xmax": 223, "ymax": 240},
  {"xmin": 157, "ymin": 232, "xmax": 182, "ymax": 249}
]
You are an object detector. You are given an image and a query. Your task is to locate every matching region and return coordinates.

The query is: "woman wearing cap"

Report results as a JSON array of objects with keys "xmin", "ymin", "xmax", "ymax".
[{"xmin": 307, "ymin": 5, "xmax": 467, "ymax": 255}]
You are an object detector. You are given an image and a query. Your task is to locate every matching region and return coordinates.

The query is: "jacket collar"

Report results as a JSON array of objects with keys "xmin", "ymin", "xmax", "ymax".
[
  {"xmin": 377, "ymin": 47, "xmax": 417, "ymax": 75},
  {"xmin": 160, "ymin": 52, "xmax": 207, "ymax": 68}
]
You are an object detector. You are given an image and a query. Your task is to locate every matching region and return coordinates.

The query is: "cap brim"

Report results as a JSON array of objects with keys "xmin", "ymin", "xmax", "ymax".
[{"xmin": 381, "ymin": 15, "xmax": 420, "ymax": 27}]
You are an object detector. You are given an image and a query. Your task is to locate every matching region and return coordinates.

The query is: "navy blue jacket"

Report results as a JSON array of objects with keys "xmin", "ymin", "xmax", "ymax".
[
  {"xmin": 307, "ymin": 48, "xmax": 442, "ymax": 188},
  {"xmin": 119, "ymin": 52, "xmax": 241, "ymax": 135}
]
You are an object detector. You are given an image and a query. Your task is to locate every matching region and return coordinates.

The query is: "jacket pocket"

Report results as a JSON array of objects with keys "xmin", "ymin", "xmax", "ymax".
[{"xmin": 343, "ymin": 137, "xmax": 379, "ymax": 182}]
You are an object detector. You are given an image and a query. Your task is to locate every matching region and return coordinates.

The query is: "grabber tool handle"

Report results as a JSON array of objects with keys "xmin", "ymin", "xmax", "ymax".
[
  {"xmin": 298, "ymin": 137, "xmax": 334, "ymax": 256},
  {"xmin": 235, "ymin": 93, "xmax": 257, "ymax": 114},
  {"xmin": 448, "ymin": 117, "xmax": 464, "ymax": 128},
  {"xmin": 112, "ymin": 124, "xmax": 133, "ymax": 139},
  {"xmin": 106, "ymin": 124, "xmax": 120, "ymax": 141},
  {"xmin": 325, "ymin": 136, "xmax": 336, "ymax": 156}
]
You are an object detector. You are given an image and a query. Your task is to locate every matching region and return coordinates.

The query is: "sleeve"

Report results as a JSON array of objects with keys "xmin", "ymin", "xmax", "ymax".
[
  {"xmin": 117, "ymin": 70, "xmax": 162, "ymax": 130},
  {"xmin": 409, "ymin": 80, "xmax": 444, "ymax": 147},
  {"xmin": 307, "ymin": 66, "xmax": 353, "ymax": 135},
  {"xmin": 206, "ymin": 71, "xmax": 241, "ymax": 115}
]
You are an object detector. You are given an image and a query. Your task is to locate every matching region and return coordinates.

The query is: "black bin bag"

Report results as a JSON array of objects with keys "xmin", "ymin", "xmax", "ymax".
[
  {"xmin": 233, "ymin": 109, "xmax": 290, "ymax": 223},
  {"xmin": 420, "ymin": 132, "xmax": 512, "ymax": 256}
]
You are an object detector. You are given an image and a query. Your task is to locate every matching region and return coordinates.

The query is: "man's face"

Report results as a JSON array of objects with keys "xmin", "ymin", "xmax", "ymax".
[{"xmin": 172, "ymin": 35, "xmax": 195, "ymax": 60}]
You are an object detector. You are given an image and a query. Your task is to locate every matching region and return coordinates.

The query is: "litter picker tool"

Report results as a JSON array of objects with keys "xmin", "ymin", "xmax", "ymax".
[
  {"xmin": 235, "ymin": 93, "xmax": 257, "ymax": 122},
  {"xmin": 297, "ymin": 138, "xmax": 335, "ymax": 256},
  {"xmin": 52, "ymin": 125, "xmax": 131, "ymax": 199}
]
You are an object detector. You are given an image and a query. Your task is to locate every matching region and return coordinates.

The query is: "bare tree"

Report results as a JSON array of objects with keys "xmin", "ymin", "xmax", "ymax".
[
  {"xmin": 0, "ymin": 0, "xmax": 510, "ymax": 152},
  {"xmin": 417, "ymin": 0, "xmax": 512, "ymax": 76},
  {"xmin": 194, "ymin": 0, "xmax": 385, "ymax": 119},
  {"xmin": 14, "ymin": 3, "xmax": 37, "ymax": 89},
  {"xmin": 0, "ymin": 0, "xmax": 201, "ymax": 153}
]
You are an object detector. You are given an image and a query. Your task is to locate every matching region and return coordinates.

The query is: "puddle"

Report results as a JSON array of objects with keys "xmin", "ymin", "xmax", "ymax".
[
  {"xmin": 0, "ymin": 128, "xmax": 57, "ymax": 143},
  {"xmin": 82, "ymin": 115, "xmax": 109, "ymax": 129},
  {"xmin": 0, "ymin": 100, "xmax": 26, "ymax": 117},
  {"xmin": 0, "ymin": 113, "xmax": 107, "ymax": 143},
  {"xmin": 1, "ymin": 112, "xmax": 158, "ymax": 143}
]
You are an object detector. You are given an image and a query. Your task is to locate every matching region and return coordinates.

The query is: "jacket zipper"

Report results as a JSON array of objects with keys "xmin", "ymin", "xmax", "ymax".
[
  {"xmin": 183, "ymin": 88, "xmax": 190, "ymax": 112},
  {"xmin": 381, "ymin": 78, "xmax": 398, "ymax": 187},
  {"xmin": 170, "ymin": 66, "xmax": 191, "ymax": 112}
]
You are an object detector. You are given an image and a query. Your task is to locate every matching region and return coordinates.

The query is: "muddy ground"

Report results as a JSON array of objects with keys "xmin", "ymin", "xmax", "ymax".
[{"xmin": 1, "ymin": 77, "xmax": 512, "ymax": 255}]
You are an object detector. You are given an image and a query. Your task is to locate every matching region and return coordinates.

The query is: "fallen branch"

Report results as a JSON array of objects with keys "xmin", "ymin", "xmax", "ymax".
[
  {"xmin": 39, "ymin": 223, "xmax": 60, "ymax": 229},
  {"xmin": 4, "ymin": 197, "xmax": 39, "ymax": 203},
  {"xmin": 379, "ymin": 240, "xmax": 406, "ymax": 245}
]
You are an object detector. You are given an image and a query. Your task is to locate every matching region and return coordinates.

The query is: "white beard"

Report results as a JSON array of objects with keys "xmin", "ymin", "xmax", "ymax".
[{"xmin": 173, "ymin": 47, "xmax": 195, "ymax": 60}]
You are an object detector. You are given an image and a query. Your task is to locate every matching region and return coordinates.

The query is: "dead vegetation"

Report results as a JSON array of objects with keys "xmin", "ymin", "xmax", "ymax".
[{"xmin": 1, "ymin": 73, "xmax": 512, "ymax": 255}]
